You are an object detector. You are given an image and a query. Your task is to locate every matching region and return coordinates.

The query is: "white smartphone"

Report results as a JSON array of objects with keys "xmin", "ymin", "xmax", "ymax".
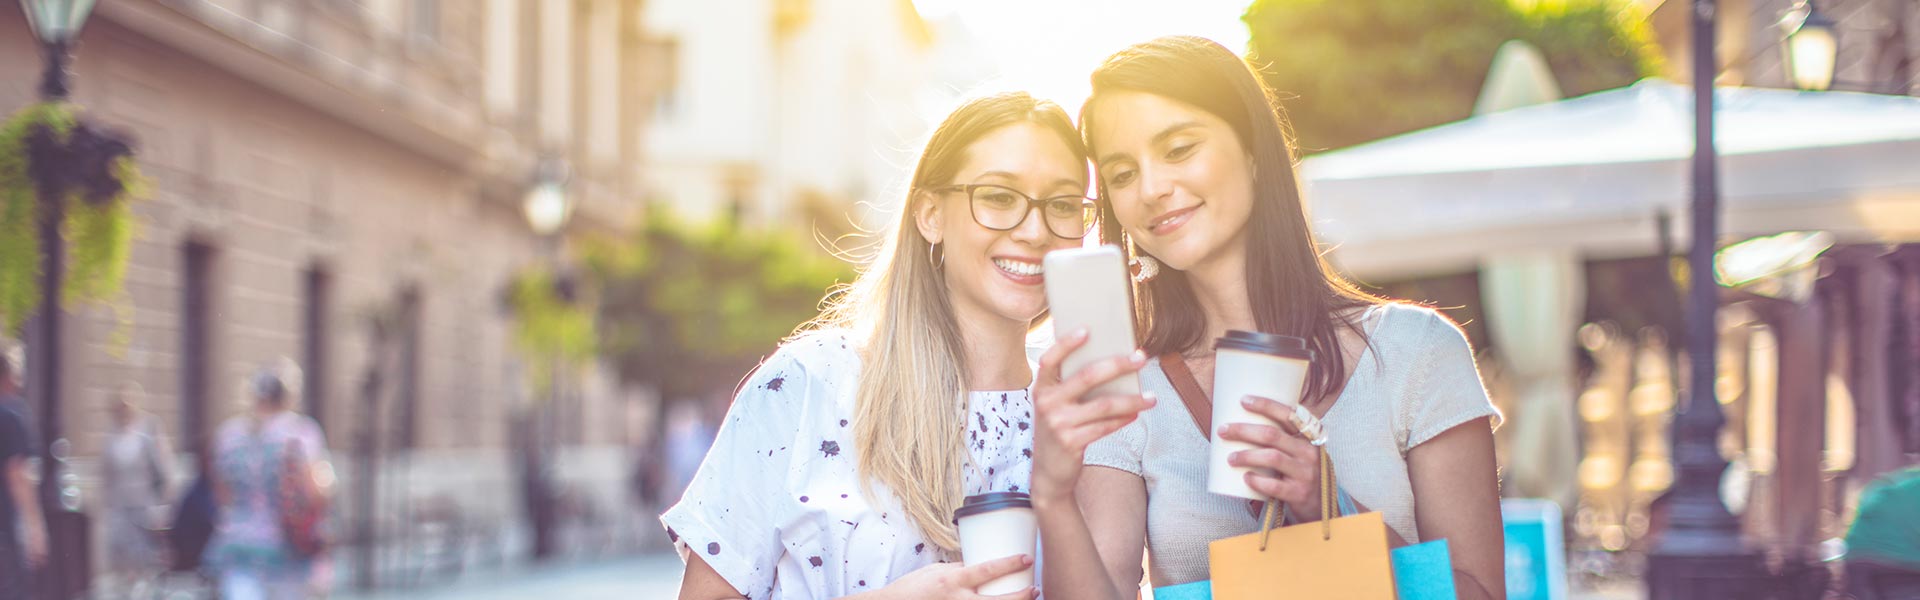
[{"xmin": 1042, "ymin": 245, "xmax": 1141, "ymax": 397}]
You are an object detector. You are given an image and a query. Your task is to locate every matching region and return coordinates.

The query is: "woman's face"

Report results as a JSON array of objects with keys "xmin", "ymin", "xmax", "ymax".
[
  {"xmin": 917, "ymin": 122, "xmax": 1089, "ymax": 325},
  {"xmin": 1086, "ymin": 91, "xmax": 1255, "ymax": 272}
]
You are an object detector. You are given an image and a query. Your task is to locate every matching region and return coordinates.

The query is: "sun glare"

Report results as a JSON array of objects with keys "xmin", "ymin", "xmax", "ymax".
[{"xmin": 918, "ymin": 0, "xmax": 1252, "ymax": 115}]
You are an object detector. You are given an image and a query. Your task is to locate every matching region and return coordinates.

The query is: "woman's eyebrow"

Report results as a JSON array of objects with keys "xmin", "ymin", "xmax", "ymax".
[{"xmin": 1097, "ymin": 121, "xmax": 1203, "ymax": 167}]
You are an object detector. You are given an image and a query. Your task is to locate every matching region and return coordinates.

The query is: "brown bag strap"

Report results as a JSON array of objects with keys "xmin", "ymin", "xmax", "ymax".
[{"xmin": 1158, "ymin": 353, "xmax": 1212, "ymax": 436}]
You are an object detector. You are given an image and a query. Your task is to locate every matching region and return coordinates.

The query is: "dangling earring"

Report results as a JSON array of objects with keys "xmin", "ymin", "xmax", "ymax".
[
  {"xmin": 1129, "ymin": 254, "xmax": 1160, "ymax": 283},
  {"xmin": 929, "ymin": 242, "xmax": 945, "ymax": 270}
]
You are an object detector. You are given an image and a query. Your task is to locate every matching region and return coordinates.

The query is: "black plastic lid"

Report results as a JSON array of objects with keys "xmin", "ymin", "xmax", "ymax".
[
  {"xmin": 1213, "ymin": 330, "xmax": 1314, "ymax": 362},
  {"xmin": 953, "ymin": 491, "xmax": 1033, "ymax": 522}
]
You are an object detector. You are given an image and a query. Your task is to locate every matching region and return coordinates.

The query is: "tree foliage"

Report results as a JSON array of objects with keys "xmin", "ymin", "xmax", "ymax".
[
  {"xmin": 583, "ymin": 213, "xmax": 854, "ymax": 401},
  {"xmin": 1245, "ymin": 0, "xmax": 1663, "ymax": 152}
]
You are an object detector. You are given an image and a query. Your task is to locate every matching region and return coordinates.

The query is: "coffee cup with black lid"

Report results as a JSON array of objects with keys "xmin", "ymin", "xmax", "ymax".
[
  {"xmin": 954, "ymin": 491, "xmax": 1036, "ymax": 594},
  {"xmin": 1207, "ymin": 330, "xmax": 1315, "ymax": 501}
]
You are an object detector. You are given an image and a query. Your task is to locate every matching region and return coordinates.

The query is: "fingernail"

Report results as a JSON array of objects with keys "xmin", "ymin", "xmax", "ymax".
[
  {"xmin": 1023, "ymin": 554, "xmax": 1035, "ymax": 565},
  {"xmin": 1142, "ymin": 392, "xmax": 1158, "ymax": 406},
  {"xmin": 1130, "ymin": 349, "xmax": 1147, "ymax": 364},
  {"xmin": 1074, "ymin": 327, "xmax": 1090, "ymax": 340},
  {"xmin": 1242, "ymin": 396, "xmax": 1259, "ymax": 409}
]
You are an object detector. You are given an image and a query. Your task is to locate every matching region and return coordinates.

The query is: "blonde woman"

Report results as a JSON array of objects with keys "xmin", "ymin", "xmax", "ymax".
[
  {"xmin": 666, "ymin": 92, "xmax": 1104, "ymax": 600},
  {"xmin": 99, "ymin": 383, "xmax": 173, "ymax": 596}
]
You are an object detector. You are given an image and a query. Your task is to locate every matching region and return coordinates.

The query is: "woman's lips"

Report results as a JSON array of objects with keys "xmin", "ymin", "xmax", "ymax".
[
  {"xmin": 992, "ymin": 256, "xmax": 1043, "ymax": 286},
  {"xmin": 1148, "ymin": 204, "xmax": 1199, "ymax": 236}
]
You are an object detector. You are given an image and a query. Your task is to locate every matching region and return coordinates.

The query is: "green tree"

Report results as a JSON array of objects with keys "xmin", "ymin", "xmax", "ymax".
[
  {"xmin": 583, "ymin": 213, "xmax": 854, "ymax": 402},
  {"xmin": 1244, "ymin": 0, "xmax": 1662, "ymax": 152}
]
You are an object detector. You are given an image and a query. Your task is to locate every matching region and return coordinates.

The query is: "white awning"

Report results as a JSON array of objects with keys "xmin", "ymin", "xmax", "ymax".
[{"xmin": 1302, "ymin": 79, "xmax": 1920, "ymax": 280}]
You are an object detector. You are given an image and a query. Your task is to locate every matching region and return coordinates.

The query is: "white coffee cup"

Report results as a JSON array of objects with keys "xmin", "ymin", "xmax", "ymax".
[
  {"xmin": 1207, "ymin": 330, "xmax": 1315, "ymax": 501},
  {"xmin": 954, "ymin": 491, "xmax": 1036, "ymax": 595}
]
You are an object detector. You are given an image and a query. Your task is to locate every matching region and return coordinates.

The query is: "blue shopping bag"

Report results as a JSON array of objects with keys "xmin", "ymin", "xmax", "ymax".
[
  {"xmin": 1390, "ymin": 539, "xmax": 1457, "ymax": 600},
  {"xmin": 1149, "ymin": 539, "xmax": 1456, "ymax": 599}
]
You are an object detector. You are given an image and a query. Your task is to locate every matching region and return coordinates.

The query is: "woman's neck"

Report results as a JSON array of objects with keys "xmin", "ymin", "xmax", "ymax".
[
  {"xmin": 1183, "ymin": 245, "xmax": 1257, "ymax": 354},
  {"xmin": 948, "ymin": 300, "xmax": 1034, "ymax": 391}
]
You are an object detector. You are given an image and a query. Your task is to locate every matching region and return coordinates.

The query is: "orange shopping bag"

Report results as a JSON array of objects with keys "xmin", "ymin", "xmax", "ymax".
[{"xmin": 1208, "ymin": 447, "xmax": 1398, "ymax": 599}]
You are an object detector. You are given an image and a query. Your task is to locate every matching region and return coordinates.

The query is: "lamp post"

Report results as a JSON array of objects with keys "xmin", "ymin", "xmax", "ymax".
[
  {"xmin": 519, "ymin": 158, "xmax": 570, "ymax": 561},
  {"xmin": 1779, "ymin": 1, "xmax": 1840, "ymax": 91},
  {"xmin": 18, "ymin": 2, "xmax": 115, "ymax": 598},
  {"xmin": 1644, "ymin": 1, "xmax": 1769, "ymax": 598}
]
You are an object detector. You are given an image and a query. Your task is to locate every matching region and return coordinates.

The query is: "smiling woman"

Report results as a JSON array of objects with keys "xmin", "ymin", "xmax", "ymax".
[
  {"xmin": 1029, "ymin": 36, "xmax": 1508, "ymax": 600},
  {"xmin": 665, "ymin": 91, "xmax": 1094, "ymax": 600}
]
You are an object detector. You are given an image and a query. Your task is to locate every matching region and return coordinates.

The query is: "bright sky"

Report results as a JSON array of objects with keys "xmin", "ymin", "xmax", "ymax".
[{"xmin": 913, "ymin": 0, "xmax": 1254, "ymax": 114}]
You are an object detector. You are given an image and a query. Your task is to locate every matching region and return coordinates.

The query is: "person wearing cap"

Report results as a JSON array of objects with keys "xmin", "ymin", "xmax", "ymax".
[{"xmin": 203, "ymin": 365, "xmax": 331, "ymax": 600}]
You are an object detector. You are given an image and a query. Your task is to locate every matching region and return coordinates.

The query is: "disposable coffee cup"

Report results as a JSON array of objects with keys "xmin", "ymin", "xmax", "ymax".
[
  {"xmin": 1207, "ymin": 330, "xmax": 1315, "ymax": 501},
  {"xmin": 954, "ymin": 491, "xmax": 1036, "ymax": 595}
]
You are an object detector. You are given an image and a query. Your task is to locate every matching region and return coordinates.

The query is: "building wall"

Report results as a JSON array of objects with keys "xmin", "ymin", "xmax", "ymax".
[{"xmin": 0, "ymin": 0, "xmax": 659, "ymax": 578}]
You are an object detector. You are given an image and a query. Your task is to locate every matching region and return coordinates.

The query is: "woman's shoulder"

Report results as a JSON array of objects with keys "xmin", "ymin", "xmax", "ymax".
[
  {"xmin": 761, "ymin": 328, "xmax": 861, "ymax": 382},
  {"xmin": 1367, "ymin": 302, "xmax": 1471, "ymax": 350},
  {"xmin": 733, "ymin": 328, "xmax": 862, "ymax": 411}
]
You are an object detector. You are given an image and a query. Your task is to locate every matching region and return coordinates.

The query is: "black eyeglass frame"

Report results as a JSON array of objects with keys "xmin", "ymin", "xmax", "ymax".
[{"xmin": 925, "ymin": 183, "xmax": 1098, "ymax": 239}]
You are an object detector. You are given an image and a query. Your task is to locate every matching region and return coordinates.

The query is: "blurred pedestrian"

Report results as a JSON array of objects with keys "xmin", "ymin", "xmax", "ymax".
[
  {"xmin": 98, "ymin": 382, "xmax": 174, "ymax": 595},
  {"xmin": 168, "ymin": 435, "xmax": 219, "ymax": 573},
  {"xmin": 0, "ymin": 354, "xmax": 46, "ymax": 600},
  {"xmin": 205, "ymin": 365, "xmax": 333, "ymax": 600}
]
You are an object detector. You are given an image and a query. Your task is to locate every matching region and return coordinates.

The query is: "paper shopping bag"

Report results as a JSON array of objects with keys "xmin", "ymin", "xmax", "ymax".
[{"xmin": 1207, "ymin": 447, "xmax": 1397, "ymax": 600}]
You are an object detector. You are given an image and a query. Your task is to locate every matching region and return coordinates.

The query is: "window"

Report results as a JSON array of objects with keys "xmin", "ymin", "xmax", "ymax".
[
  {"xmin": 303, "ymin": 264, "xmax": 332, "ymax": 433},
  {"xmin": 180, "ymin": 241, "xmax": 215, "ymax": 445}
]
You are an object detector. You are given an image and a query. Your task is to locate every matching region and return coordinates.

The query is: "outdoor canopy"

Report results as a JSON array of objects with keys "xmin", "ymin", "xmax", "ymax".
[{"xmin": 1302, "ymin": 79, "xmax": 1920, "ymax": 281}]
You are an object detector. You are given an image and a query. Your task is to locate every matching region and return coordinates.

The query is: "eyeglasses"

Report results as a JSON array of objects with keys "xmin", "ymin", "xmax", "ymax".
[{"xmin": 927, "ymin": 184, "xmax": 1097, "ymax": 239}]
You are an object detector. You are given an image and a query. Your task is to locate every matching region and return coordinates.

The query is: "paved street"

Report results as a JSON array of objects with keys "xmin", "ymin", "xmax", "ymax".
[
  {"xmin": 329, "ymin": 551, "xmax": 1644, "ymax": 600},
  {"xmin": 334, "ymin": 553, "xmax": 684, "ymax": 600}
]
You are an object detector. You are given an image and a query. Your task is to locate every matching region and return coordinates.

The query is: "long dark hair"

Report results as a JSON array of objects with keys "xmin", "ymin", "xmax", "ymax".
[{"xmin": 1082, "ymin": 36, "xmax": 1382, "ymax": 406}]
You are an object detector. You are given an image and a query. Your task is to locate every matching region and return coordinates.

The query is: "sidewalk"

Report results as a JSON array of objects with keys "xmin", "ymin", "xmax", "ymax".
[{"xmin": 333, "ymin": 553, "xmax": 683, "ymax": 600}]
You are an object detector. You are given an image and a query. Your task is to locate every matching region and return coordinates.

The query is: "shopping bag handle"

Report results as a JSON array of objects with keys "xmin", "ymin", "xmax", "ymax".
[{"xmin": 1258, "ymin": 445, "xmax": 1335, "ymax": 550}]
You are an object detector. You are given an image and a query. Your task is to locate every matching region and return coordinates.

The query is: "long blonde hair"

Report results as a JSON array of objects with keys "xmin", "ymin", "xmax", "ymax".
[{"xmin": 804, "ymin": 92, "xmax": 1087, "ymax": 551}]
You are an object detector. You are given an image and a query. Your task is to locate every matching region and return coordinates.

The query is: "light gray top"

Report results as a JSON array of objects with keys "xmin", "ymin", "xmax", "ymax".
[{"xmin": 1083, "ymin": 303, "xmax": 1501, "ymax": 588}]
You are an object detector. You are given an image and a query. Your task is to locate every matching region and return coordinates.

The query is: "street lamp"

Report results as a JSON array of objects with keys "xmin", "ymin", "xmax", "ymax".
[
  {"xmin": 1645, "ymin": 1, "xmax": 1768, "ymax": 597},
  {"xmin": 1779, "ymin": 1, "xmax": 1839, "ymax": 91},
  {"xmin": 518, "ymin": 158, "xmax": 570, "ymax": 561},
  {"xmin": 19, "ymin": 0, "xmax": 98, "ymax": 99},
  {"xmin": 523, "ymin": 159, "xmax": 573, "ymax": 237},
  {"xmin": 19, "ymin": 1, "xmax": 106, "ymax": 597}
]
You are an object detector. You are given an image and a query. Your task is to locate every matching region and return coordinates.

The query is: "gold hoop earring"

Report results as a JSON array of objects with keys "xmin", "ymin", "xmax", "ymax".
[{"xmin": 929, "ymin": 242, "xmax": 944, "ymax": 270}]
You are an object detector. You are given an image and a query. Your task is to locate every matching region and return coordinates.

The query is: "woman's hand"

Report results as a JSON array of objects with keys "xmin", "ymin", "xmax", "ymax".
[
  {"xmin": 1029, "ymin": 329, "xmax": 1154, "ymax": 507},
  {"xmin": 1218, "ymin": 395, "xmax": 1324, "ymax": 522},
  {"xmin": 868, "ymin": 555, "xmax": 1040, "ymax": 600}
]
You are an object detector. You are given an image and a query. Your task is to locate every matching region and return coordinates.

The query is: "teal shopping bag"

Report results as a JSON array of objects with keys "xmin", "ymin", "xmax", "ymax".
[
  {"xmin": 1152, "ymin": 580, "xmax": 1212, "ymax": 600},
  {"xmin": 1390, "ymin": 539, "xmax": 1457, "ymax": 600},
  {"xmin": 1149, "ymin": 539, "xmax": 1456, "ymax": 599}
]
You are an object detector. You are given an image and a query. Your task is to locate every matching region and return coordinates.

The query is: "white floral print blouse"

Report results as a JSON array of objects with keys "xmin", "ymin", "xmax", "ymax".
[{"xmin": 660, "ymin": 329, "xmax": 1036, "ymax": 600}]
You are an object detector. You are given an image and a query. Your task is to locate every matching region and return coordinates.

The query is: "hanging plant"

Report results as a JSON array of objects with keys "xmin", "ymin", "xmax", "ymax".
[
  {"xmin": 506, "ymin": 266, "xmax": 598, "ymax": 392},
  {"xmin": 0, "ymin": 101, "xmax": 144, "ymax": 336}
]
